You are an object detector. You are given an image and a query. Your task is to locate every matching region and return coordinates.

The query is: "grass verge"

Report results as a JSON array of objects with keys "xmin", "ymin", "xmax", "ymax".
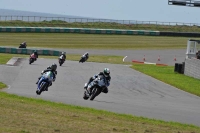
[
  {"xmin": 0, "ymin": 33, "xmax": 199, "ymax": 49},
  {"xmin": 0, "ymin": 82, "xmax": 7, "ymax": 89},
  {"xmin": 0, "ymin": 91, "xmax": 199, "ymax": 133},
  {"xmin": 1, "ymin": 20, "xmax": 200, "ymax": 32},
  {"xmin": 132, "ymin": 64, "xmax": 200, "ymax": 97},
  {"xmin": 0, "ymin": 53, "xmax": 130, "ymax": 65}
]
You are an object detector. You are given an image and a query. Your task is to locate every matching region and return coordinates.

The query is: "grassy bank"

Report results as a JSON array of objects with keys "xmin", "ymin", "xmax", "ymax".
[
  {"xmin": 0, "ymin": 33, "xmax": 198, "ymax": 49},
  {"xmin": 1, "ymin": 20, "xmax": 200, "ymax": 32},
  {"xmin": 132, "ymin": 64, "xmax": 200, "ymax": 97},
  {"xmin": 0, "ymin": 90, "xmax": 199, "ymax": 133}
]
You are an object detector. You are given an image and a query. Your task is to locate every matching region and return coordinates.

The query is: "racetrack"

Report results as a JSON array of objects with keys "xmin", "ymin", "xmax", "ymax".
[{"xmin": 1, "ymin": 57, "xmax": 200, "ymax": 126}]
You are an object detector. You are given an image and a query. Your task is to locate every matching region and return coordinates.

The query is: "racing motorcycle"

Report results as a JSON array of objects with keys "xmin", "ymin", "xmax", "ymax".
[
  {"xmin": 19, "ymin": 44, "xmax": 27, "ymax": 48},
  {"xmin": 83, "ymin": 75, "xmax": 107, "ymax": 101},
  {"xmin": 36, "ymin": 71, "xmax": 54, "ymax": 95},
  {"xmin": 29, "ymin": 53, "xmax": 37, "ymax": 64},
  {"xmin": 79, "ymin": 55, "xmax": 88, "ymax": 63},
  {"xmin": 58, "ymin": 55, "xmax": 65, "ymax": 66}
]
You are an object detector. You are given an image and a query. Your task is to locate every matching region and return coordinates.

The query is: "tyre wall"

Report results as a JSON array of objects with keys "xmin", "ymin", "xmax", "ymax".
[
  {"xmin": 0, "ymin": 27, "xmax": 160, "ymax": 36},
  {"xmin": 0, "ymin": 47, "xmax": 61, "ymax": 56}
]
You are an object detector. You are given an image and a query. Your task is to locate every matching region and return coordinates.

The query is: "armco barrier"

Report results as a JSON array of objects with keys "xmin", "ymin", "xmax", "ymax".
[
  {"xmin": 0, "ymin": 27, "xmax": 160, "ymax": 36},
  {"xmin": 0, "ymin": 47, "xmax": 61, "ymax": 56},
  {"xmin": 160, "ymin": 31, "xmax": 200, "ymax": 37}
]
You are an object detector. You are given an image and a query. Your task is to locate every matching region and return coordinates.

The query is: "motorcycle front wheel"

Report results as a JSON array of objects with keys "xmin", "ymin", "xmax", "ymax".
[{"xmin": 90, "ymin": 87, "xmax": 101, "ymax": 101}]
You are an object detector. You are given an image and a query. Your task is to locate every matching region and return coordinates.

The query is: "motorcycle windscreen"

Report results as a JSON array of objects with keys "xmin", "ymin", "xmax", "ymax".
[
  {"xmin": 43, "ymin": 71, "xmax": 54, "ymax": 82},
  {"xmin": 60, "ymin": 55, "xmax": 64, "ymax": 59}
]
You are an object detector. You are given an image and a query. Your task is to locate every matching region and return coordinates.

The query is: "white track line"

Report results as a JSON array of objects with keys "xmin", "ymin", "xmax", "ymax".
[
  {"xmin": 123, "ymin": 56, "xmax": 127, "ymax": 62},
  {"xmin": 7, "ymin": 85, "xmax": 11, "ymax": 89}
]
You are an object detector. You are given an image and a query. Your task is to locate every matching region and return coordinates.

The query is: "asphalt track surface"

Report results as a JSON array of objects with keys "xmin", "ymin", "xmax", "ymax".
[
  {"xmin": 56, "ymin": 48, "xmax": 187, "ymax": 66},
  {"xmin": 1, "ymin": 56, "xmax": 200, "ymax": 127}
]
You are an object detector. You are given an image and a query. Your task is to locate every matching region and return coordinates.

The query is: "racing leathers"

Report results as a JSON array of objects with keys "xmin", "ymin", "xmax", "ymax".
[
  {"xmin": 36, "ymin": 68, "xmax": 57, "ymax": 91},
  {"xmin": 84, "ymin": 72, "xmax": 111, "ymax": 94},
  {"xmin": 59, "ymin": 54, "xmax": 66, "ymax": 61}
]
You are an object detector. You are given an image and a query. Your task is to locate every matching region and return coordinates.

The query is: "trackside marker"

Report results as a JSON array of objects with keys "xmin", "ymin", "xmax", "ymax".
[
  {"xmin": 132, "ymin": 60, "xmax": 167, "ymax": 66},
  {"xmin": 123, "ymin": 56, "xmax": 127, "ymax": 62}
]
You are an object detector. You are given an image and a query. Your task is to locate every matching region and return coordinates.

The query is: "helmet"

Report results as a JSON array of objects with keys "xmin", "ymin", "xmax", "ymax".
[
  {"xmin": 50, "ymin": 63, "xmax": 57, "ymax": 71},
  {"xmin": 34, "ymin": 50, "xmax": 37, "ymax": 54},
  {"xmin": 103, "ymin": 68, "xmax": 110, "ymax": 77},
  {"xmin": 86, "ymin": 52, "xmax": 89, "ymax": 56}
]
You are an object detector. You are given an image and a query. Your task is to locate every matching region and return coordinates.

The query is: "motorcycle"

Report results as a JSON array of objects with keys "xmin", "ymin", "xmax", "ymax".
[
  {"xmin": 58, "ymin": 55, "xmax": 65, "ymax": 66},
  {"xmin": 29, "ymin": 54, "xmax": 37, "ymax": 64},
  {"xmin": 36, "ymin": 71, "xmax": 54, "ymax": 95},
  {"xmin": 79, "ymin": 55, "xmax": 88, "ymax": 63},
  {"xmin": 19, "ymin": 44, "xmax": 27, "ymax": 48},
  {"xmin": 83, "ymin": 75, "xmax": 107, "ymax": 101}
]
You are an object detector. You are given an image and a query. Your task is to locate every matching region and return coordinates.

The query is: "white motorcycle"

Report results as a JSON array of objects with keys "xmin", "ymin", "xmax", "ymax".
[{"xmin": 83, "ymin": 75, "xmax": 108, "ymax": 101}]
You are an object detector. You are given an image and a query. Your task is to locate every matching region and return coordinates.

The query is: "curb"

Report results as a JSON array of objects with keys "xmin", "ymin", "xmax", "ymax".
[
  {"xmin": 132, "ymin": 60, "xmax": 168, "ymax": 66},
  {"xmin": 6, "ymin": 57, "xmax": 20, "ymax": 66}
]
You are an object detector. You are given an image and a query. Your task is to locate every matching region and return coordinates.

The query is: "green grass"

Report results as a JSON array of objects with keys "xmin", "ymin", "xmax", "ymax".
[
  {"xmin": 0, "ymin": 33, "xmax": 198, "ymax": 49},
  {"xmin": 0, "ymin": 53, "xmax": 59, "ymax": 64},
  {"xmin": 0, "ymin": 53, "xmax": 129, "ymax": 65},
  {"xmin": 1, "ymin": 20, "xmax": 200, "ymax": 32},
  {"xmin": 0, "ymin": 82, "xmax": 7, "ymax": 89},
  {"xmin": 0, "ymin": 91, "xmax": 199, "ymax": 133},
  {"xmin": 132, "ymin": 64, "xmax": 200, "ymax": 97}
]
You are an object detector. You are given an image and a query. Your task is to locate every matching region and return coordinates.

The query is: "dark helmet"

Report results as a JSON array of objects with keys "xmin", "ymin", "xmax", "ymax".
[
  {"xmin": 103, "ymin": 68, "xmax": 110, "ymax": 77},
  {"xmin": 86, "ymin": 52, "xmax": 89, "ymax": 56},
  {"xmin": 51, "ymin": 63, "xmax": 57, "ymax": 71}
]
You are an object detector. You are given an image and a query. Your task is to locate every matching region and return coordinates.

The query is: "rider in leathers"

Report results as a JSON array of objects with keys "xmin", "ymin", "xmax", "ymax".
[
  {"xmin": 84, "ymin": 68, "xmax": 111, "ymax": 95},
  {"xmin": 30, "ymin": 50, "xmax": 38, "ymax": 61},
  {"xmin": 59, "ymin": 52, "xmax": 66, "ymax": 61},
  {"xmin": 36, "ymin": 63, "xmax": 57, "ymax": 91},
  {"xmin": 80, "ymin": 52, "xmax": 89, "ymax": 62}
]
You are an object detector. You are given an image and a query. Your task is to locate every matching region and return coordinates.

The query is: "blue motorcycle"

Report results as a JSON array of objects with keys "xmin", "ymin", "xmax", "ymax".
[{"xmin": 36, "ymin": 71, "xmax": 54, "ymax": 95}]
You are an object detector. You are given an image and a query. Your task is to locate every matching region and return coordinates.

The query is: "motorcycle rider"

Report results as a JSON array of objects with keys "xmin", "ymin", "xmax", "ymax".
[
  {"xmin": 30, "ymin": 50, "xmax": 38, "ymax": 61},
  {"xmin": 84, "ymin": 68, "xmax": 111, "ymax": 95},
  {"xmin": 59, "ymin": 52, "xmax": 66, "ymax": 61},
  {"xmin": 36, "ymin": 63, "xmax": 57, "ymax": 91},
  {"xmin": 20, "ymin": 41, "xmax": 27, "ymax": 48},
  {"xmin": 83, "ymin": 52, "xmax": 89, "ymax": 60}
]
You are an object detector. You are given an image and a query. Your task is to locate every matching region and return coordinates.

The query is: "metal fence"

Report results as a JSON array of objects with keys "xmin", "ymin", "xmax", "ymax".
[{"xmin": 0, "ymin": 15, "xmax": 200, "ymax": 26}]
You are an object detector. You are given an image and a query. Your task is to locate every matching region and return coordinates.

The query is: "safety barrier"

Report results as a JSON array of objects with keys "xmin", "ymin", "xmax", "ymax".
[
  {"xmin": 160, "ymin": 31, "xmax": 200, "ymax": 37},
  {"xmin": 0, "ymin": 47, "xmax": 61, "ymax": 56},
  {"xmin": 0, "ymin": 27, "xmax": 160, "ymax": 36}
]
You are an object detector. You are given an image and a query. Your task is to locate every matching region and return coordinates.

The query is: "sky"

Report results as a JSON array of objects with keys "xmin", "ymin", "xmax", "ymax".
[{"xmin": 0, "ymin": 0, "xmax": 200, "ymax": 23}]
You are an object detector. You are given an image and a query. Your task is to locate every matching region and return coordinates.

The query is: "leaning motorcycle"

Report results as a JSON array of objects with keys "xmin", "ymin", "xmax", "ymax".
[
  {"xmin": 79, "ymin": 55, "xmax": 88, "ymax": 63},
  {"xmin": 58, "ymin": 55, "xmax": 65, "ymax": 66},
  {"xmin": 36, "ymin": 71, "xmax": 54, "ymax": 95},
  {"xmin": 83, "ymin": 75, "xmax": 107, "ymax": 101},
  {"xmin": 19, "ymin": 44, "xmax": 27, "ymax": 48},
  {"xmin": 29, "ymin": 54, "xmax": 36, "ymax": 64}
]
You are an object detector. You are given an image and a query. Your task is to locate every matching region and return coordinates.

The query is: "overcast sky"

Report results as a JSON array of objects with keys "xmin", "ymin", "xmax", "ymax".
[{"xmin": 0, "ymin": 0, "xmax": 200, "ymax": 23}]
